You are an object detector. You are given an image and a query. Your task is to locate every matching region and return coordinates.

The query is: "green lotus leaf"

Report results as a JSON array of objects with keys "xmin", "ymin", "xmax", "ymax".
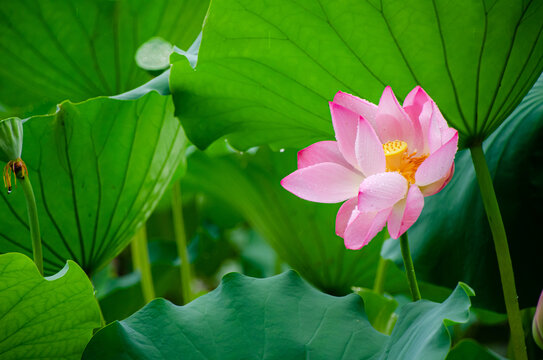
[
  {"xmin": 0, "ymin": 252, "xmax": 101, "ymax": 360},
  {"xmin": 0, "ymin": 0, "xmax": 209, "ymax": 116},
  {"xmin": 171, "ymin": 0, "xmax": 543, "ymax": 150},
  {"xmin": 0, "ymin": 92, "xmax": 185, "ymax": 275},
  {"xmin": 83, "ymin": 271, "xmax": 473, "ymax": 359}
]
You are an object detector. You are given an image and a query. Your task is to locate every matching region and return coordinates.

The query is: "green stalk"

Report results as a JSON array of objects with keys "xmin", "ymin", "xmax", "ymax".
[
  {"xmin": 92, "ymin": 273, "xmax": 109, "ymax": 329},
  {"xmin": 96, "ymin": 300, "xmax": 106, "ymax": 329},
  {"xmin": 470, "ymin": 143, "xmax": 527, "ymax": 360},
  {"xmin": 90, "ymin": 282, "xmax": 106, "ymax": 333},
  {"xmin": 172, "ymin": 182, "xmax": 192, "ymax": 304},
  {"xmin": 18, "ymin": 174, "xmax": 43, "ymax": 276},
  {"xmin": 399, "ymin": 232, "xmax": 421, "ymax": 301},
  {"xmin": 131, "ymin": 224, "xmax": 155, "ymax": 303},
  {"xmin": 373, "ymin": 256, "xmax": 388, "ymax": 295}
]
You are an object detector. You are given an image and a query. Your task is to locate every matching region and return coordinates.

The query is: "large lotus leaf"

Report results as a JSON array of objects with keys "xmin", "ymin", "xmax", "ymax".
[
  {"xmin": 83, "ymin": 271, "xmax": 473, "ymax": 359},
  {"xmin": 383, "ymin": 74, "xmax": 543, "ymax": 312},
  {"xmin": 83, "ymin": 271, "xmax": 472, "ymax": 360},
  {"xmin": 0, "ymin": 253, "xmax": 101, "ymax": 360},
  {"xmin": 0, "ymin": 0, "xmax": 209, "ymax": 116},
  {"xmin": 0, "ymin": 92, "xmax": 185, "ymax": 275},
  {"xmin": 170, "ymin": 0, "xmax": 543, "ymax": 150}
]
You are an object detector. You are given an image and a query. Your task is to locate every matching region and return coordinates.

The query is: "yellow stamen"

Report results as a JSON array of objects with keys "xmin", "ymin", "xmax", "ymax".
[
  {"xmin": 3, "ymin": 158, "xmax": 28, "ymax": 194},
  {"xmin": 399, "ymin": 152, "xmax": 428, "ymax": 184},
  {"xmin": 383, "ymin": 140, "xmax": 428, "ymax": 184},
  {"xmin": 383, "ymin": 140, "xmax": 407, "ymax": 170}
]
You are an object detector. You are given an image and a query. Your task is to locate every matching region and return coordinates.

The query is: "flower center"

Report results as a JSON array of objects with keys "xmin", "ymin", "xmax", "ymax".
[
  {"xmin": 383, "ymin": 140, "xmax": 407, "ymax": 170},
  {"xmin": 383, "ymin": 140, "xmax": 428, "ymax": 184}
]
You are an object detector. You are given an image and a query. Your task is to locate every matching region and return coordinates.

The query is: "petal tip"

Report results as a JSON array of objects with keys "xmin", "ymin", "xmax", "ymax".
[
  {"xmin": 280, "ymin": 173, "xmax": 297, "ymax": 191},
  {"xmin": 296, "ymin": 148, "xmax": 307, "ymax": 165},
  {"xmin": 388, "ymin": 228, "xmax": 402, "ymax": 240},
  {"xmin": 329, "ymin": 101, "xmax": 344, "ymax": 115},
  {"xmin": 412, "ymin": 85, "xmax": 425, "ymax": 94},
  {"xmin": 344, "ymin": 240, "xmax": 365, "ymax": 250},
  {"xmin": 279, "ymin": 176, "xmax": 289, "ymax": 189}
]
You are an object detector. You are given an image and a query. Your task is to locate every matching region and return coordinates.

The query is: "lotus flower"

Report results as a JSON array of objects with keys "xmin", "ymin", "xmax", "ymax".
[{"xmin": 281, "ymin": 86, "xmax": 458, "ymax": 249}]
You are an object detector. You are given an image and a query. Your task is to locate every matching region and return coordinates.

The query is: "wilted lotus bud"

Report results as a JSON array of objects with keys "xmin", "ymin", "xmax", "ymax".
[
  {"xmin": 534, "ymin": 290, "xmax": 543, "ymax": 350},
  {"xmin": 0, "ymin": 117, "xmax": 26, "ymax": 193},
  {"xmin": 0, "ymin": 117, "xmax": 23, "ymax": 162}
]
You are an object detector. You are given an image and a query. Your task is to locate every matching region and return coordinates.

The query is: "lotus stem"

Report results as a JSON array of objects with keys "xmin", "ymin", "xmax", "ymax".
[
  {"xmin": 97, "ymin": 299, "xmax": 106, "ymax": 328},
  {"xmin": 172, "ymin": 182, "xmax": 192, "ymax": 304},
  {"xmin": 131, "ymin": 224, "xmax": 155, "ymax": 303},
  {"xmin": 373, "ymin": 256, "xmax": 388, "ymax": 295},
  {"xmin": 18, "ymin": 173, "xmax": 43, "ymax": 276},
  {"xmin": 470, "ymin": 143, "xmax": 527, "ymax": 360},
  {"xmin": 399, "ymin": 232, "xmax": 421, "ymax": 301}
]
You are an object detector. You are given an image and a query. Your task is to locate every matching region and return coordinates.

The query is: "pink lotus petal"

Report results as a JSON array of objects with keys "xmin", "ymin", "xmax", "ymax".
[
  {"xmin": 281, "ymin": 162, "xmax": 363, "ymax": 203},
  {"xmin": 441, "ymin": 127, "xmax": 457, "ymax": 146},
  {"xmin": 333, "ymin": 91, "xmax": 378, "ymax": 128},
  {"xmin": 355, "ymin": 117, "xmax": 386, "ymax": 177},
  {"xmin": 419, "ymin": 163, "xmax": 455, "ymax": 197},
  {"xmin": 335, "ymin": 197, "xmax": 357, "ymax": 237},
  {"xmin": 427, "ymin": 102, "xmax": 456, "ymax": 153},
  {"xmin": 415, "ymin": 132, "xmax": 458, "ymax": 186},
  {"xmin": 418, "ymin": 101, "xmax": 434, "ymax": 154},
  {"xmin": 403, "ymin": 86, "xmax": 431, "ymax": 153},
  {"xmin": 375, "ymin": 86, "xmax": 415, "ymax": 148},
  {"xmin": 344, "ymin": 208, "xmax": 390, "ymax": 250},
  {"xmin": 403, "ymin": 86, "xmax": 431, "ymax": 110},
  {"xmin": 387, "ymin": 185, "xmax": 424, "ymax": 239},
  {"xmin": 358, "ymin": 172, "xmax": 408, "ymax": 212},
  {"xmin": 297, "ymin": 141, "xmax": 351, "ymax": 169},
  {"xmin": 329, "ymin": 102, "xmax": 360, "ymax": 169}
]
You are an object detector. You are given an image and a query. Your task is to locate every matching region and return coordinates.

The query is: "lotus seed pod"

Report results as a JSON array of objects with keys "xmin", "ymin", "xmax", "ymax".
[{"xmin": 0, "ymin": 117, "xmax": 23, "ymax": 163}]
